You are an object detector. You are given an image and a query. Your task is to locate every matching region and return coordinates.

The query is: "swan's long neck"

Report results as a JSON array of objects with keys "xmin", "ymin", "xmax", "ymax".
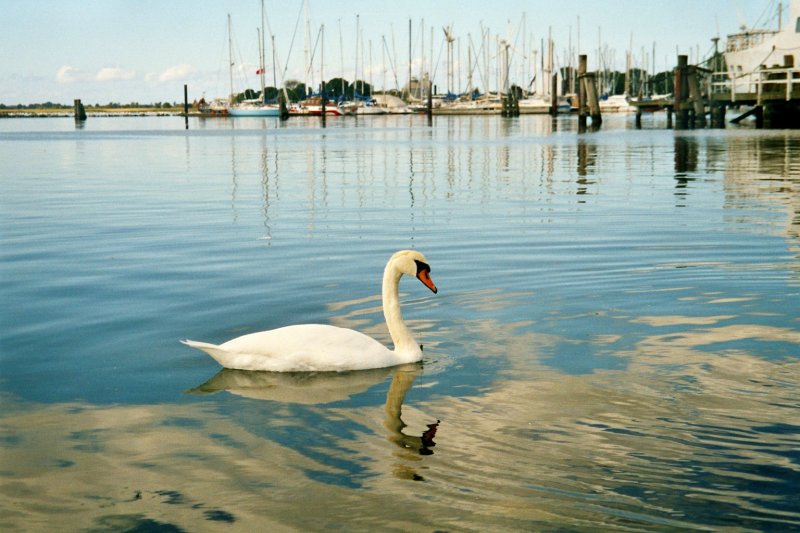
[{"xmin": 382, "ymin": 262, "xmax": 421, "ymax": 359}]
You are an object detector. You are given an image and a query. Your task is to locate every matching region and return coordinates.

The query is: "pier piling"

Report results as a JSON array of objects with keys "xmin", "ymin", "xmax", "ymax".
[
  {"xmin": 320, "ymin": 81, "xmax": 327, "ymax": 127},
  {"xmin": 674, "ymin": 55, "xmax": 689, "ymax": 129},
  {"xmin": 577, "ymin": 54, "xmax": 602, "ymax": 131},
  {"xmin": 73, "ymin": 99, "xmax": 86, "ymax": 122},
  {"xmin": 585, "ymin": 73, "xmax": 602, "ymax": 127},
  {"xmin": 578, "ymin": 55, "xmax": 587, "ymax": 132},
  {"xmin": 502, "ymin": 90, "xmax": 520, "ymax": 117},
  {"xmin": 427, "ymin": 81, "xmax": 433, "ymax": 124},
  {"xmin": 183, "ymin": 84, "xmax": 189, "ymax": 129},
  {"xmin": 687, "ymin": 67, "xmax": 706, "ymax": 128},
  {"xmin": 279, "ymin": 91, "xmax": 289, "ymax": 121},
  {"xmin": 710, "ymin": 104, "xmax": 726, "ymax": 128}
]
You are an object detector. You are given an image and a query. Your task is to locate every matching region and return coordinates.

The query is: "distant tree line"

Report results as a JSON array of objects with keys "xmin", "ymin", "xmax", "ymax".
[
  {"xmin": 234, "ymin": 78, "xmax": 388, "ymax": 103},
  {"xmin": 0, "ymin": 102, "xmax": 180, "ymax": 109},
  {"xmin": 0, "ymin": 102, "xmax": 70, "ymax": 109}
]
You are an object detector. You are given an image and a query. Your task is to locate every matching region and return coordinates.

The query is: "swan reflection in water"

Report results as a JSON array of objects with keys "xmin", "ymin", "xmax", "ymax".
[
  {"xmin": 383, "ymin": 367, "xmax": 439, "ymax": 459},
  {"xmin": 189, "ymin": 363, "xmax": 440, "ymax": 478}
]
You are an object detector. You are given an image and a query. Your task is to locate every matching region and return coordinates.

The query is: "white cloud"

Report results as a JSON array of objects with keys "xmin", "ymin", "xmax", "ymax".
[
  {"xmin": 57, "ymin": 65, "xmax": 136, "ymax": 83},
  {"xmin": 158, "ymin": 64, "xmax": 196, "ymax": 82},
  {"xmin": 95, "ymin": 67, "xmax": 136, "ymax": 82},
  {"xmin": 56, "ymin": 65, "xmax": 86, "ymax": 83}
]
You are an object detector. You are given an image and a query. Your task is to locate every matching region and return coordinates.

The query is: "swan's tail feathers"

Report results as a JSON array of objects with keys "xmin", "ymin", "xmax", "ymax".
[{"xmin": 181, "ymin": 339, "xmax": 230, "ymax": 367}]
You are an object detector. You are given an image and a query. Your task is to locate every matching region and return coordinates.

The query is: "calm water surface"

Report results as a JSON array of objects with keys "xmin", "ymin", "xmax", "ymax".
[{"xmin": 1, "ymin": 114, "xmax": 799, "ymax": 531}]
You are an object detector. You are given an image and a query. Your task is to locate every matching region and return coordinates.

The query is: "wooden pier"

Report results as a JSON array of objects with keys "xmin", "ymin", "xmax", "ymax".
[
  {"xmin": 630, "ymin": 54, "xmax": 800, "ymax": 129},
  {"xmin": 709, "ymin": 63, "xmax": 800, "ymax": 128}
]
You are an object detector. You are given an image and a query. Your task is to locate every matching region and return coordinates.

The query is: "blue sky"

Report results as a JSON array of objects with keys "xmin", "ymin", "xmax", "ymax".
[{"xmin": 1, "ymin": 0, "xmax": 784, "ymax": 105}]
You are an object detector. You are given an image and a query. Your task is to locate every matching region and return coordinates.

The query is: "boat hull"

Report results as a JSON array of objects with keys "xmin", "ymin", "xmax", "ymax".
[{"xmin": 228, "ymin": 106, "xmax": 282, "ymax": 117}]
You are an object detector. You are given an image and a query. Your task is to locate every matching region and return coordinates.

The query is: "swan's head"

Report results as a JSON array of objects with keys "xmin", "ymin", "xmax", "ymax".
[{"xmin": 389, "ymin": 250, "xmax": 438, "ymax": 294}]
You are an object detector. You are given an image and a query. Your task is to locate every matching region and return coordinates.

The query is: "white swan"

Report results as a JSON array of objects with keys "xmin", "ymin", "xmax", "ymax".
[{"xmin": 181, "ymin": 250, "xmax": 438, "ymax": 372}]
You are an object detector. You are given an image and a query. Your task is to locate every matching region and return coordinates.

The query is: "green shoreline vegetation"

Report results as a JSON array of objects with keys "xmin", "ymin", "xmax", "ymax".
[{"xmin": 0, "ymin": 101, "xmax": 185, "ymax": 117}]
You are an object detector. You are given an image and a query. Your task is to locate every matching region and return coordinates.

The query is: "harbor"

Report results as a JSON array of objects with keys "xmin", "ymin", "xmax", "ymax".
[
  {"xmin": 182, "ymin": 0, "xmax": 800, "ymax": 129},
  {"xmin": 4, "ymin": 2, "xmax": 797, "ymax": 129}
]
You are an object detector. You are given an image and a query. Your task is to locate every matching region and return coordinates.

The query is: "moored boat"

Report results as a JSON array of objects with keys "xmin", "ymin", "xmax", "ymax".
[
  {"xmin": 598, "ymin": 94, "xmax": 636, "ymax": 113},
  {"xmin": 289, "ymin": 96, "xmax": 356, "ymax": 116},
  {"xmin": 372, "ymin": 94, "xmax": 411, "ymax": 114},
  {"xmin": 353, "ymin": 98, "xmax": 387, "ymax": 115},
  {"xmin": 195, "ymin": 97, "xmax": 229, "ymax": 116},
  {"xmin": 227, "ymin": 0, "xmax": 282, "ymax": 118},
  {"xmin": 228, "ymin": 100, "xmax": 282, "ymax": 117}
]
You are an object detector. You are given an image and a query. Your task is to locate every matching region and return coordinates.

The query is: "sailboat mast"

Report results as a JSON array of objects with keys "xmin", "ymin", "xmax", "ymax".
[
  {"xmin": 320, "ymin": 24, "xmax": 324, "ymax": 88},
  {"xmin": 272, "ymin": 34, "xmax": 277, "ymax": 90},
  {"xmin": 258, "ymin": 28, "xmax": 265, "ymax": 101},
  {"xmin": 228, "ymin": 14, "xmax": 234, "ymax": 103},
  {"xmin": 260, "ymin": 0, "xmax": 266, "ymax": 102},
  {"xmin": 338, "ymin": 19, "xmax": 345, "ymax": 97},
  {"xmin": 355, "ymin": 15, "xmax": 360, "ymax": 95},
  {"xmin": 547, "ymin": 27, "xmax": 553, "ymax": 98},
  {"xmin": 369, "ymin": 39, "xmax": 373, "ymax": 95},
  {"xmin": 467, "ymin": 43, "xmax": 472, "ymax": 93},
  {"xmin": 430, "ymin": 25, "xmax": 434, "ymax": 96},
  {"xmin": 420, "ymin": 19, "xmax": 425, "ymax": 97},
  {"xmin": 408, "ymin": 19, "xmax": 412, "ymax": 98},
  {"xmin": 382, "ymin": 35, "xmax": 386, "ymax": 92},
  {"xmin": 304, "ymin": 0, "xmax": 311, "ymax": 96}
]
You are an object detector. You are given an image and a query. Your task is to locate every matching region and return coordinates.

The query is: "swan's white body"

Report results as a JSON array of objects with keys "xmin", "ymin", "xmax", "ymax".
[{"xmin": 182, "ymin": 250, "xmax": 437, "ymax": 372}]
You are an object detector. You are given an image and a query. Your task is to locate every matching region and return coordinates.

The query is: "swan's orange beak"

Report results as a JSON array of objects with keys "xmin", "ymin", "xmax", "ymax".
[{"xmin": 417, "ymin": 268, "xmax": 438, "ymax": 294}]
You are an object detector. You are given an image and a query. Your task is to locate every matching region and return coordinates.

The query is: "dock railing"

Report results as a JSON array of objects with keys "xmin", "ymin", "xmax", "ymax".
[{"xmin": 709, "ymin": 67, "xmax": 800, "ymax": 104}]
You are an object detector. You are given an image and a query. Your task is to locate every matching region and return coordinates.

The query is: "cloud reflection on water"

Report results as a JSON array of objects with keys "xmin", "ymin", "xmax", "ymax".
[{"xmin": 2, "ymin": 296, "xmax": 800, "ymax": 531}]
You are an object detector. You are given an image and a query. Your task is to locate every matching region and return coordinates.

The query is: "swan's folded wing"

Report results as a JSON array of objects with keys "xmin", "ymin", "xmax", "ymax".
[{"xmin": 216, "ymin": 324, "xmax": 393, "ymax": 371}]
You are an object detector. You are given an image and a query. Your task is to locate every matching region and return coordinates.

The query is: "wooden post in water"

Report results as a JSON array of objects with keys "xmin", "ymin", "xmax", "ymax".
[
  {"xmin": 427, "ymin": 81, "xmax": 433, "ymax": 122},
  {"xmin": 279, "ymin": 90, "xmax": 289, "ymax": 121},
  {"xmin": 585, "ymin": 72, "xmax": 602, "ymax": 127},
  {"xmin": 687, "ymin": 67, "xmax": 706, "ymax": 128},
  {"xmin": 710, "ymin": 104, "xmax": 726, "ymax": 128},
  {"xmin": 550, "ymin": 73, "xmax": 558, "ymax": 116},
  {"xmin": 320, "ymin": 81, "xmax": 327, "ymax": 127},
  {"xmin": 73, "ymin": 99, "xmax": 87, "ymax": 122},
  {"xmin": 674, "ymin": 55, "xmax": 688, "ymax": 129},
  {"xmin": 502, "ymin": 90, "xmax": 518, "ymax": 117},
  {"xmin": 183, "ymin": 84, "xmax": 189, "ymax": 129},
  {"xmin": 577, "ymin": 54, "xmax": 601, "ymax": 130},
  {"xmin": 578, "ymin": 55, "xmax": 587, "ymax": 132}
]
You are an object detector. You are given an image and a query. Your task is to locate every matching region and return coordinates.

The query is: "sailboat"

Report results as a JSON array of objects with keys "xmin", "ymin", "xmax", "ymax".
[{"xmin": 228, "ymin": 0, "xmax": 282, "ymax": 117}]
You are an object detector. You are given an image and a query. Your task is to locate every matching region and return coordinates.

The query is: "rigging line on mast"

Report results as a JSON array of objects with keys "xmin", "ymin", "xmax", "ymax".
[
  {"xmin": 306, "ymin": 25, "xmax": 324, "ymax": 84},
  {"xmin": 279, "ymin": 1, "xmax": 306, "ymax": 83},
  {"xmin": 260, "ymin": 0, "xmax": 280, "ymax": 87},
  {"xmin": 430, "ymin": 34, "xmax": 447, "ymax": 91},
  {"xmin": 382, "ymin": 35, "xmax": 400, "ymax": 92}
]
